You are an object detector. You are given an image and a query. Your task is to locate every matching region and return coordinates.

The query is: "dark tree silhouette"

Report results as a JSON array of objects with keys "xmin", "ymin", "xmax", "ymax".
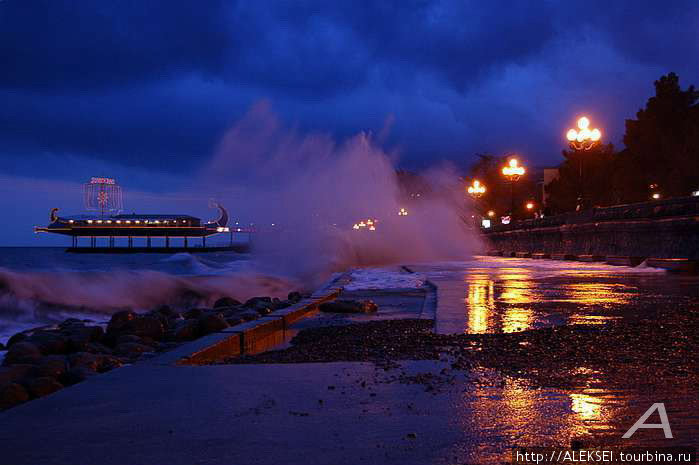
[
  {"xmin": 545, "ymin": 142, "xmax": 616, "ymax": 213},
  {"xmin": 622, "ymin": 72, "xmax": 699, "ymax": 200}
]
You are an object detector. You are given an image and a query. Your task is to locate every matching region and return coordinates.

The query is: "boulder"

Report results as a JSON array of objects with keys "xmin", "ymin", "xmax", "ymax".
[
  {"xmin": 6, "ymin": 332, "xmax": 28, "ymax": 347},
  {"xmin": 183, "ymin": 308, "xmax": 207, "ymax": 319},
  {"xmin": 172, "ymin": 319, "xmax": 199, "ymax": 341},
  {"xmin": 225, "ymin": 317, "xmax": 244, "ymax": 327},
  {"xmin": 146, "ymin": 310, "xmax": 170, "ymax": 330},
  {"xmin": 28, "ymin": 331, "xmax": 68, "ymax": 355},
  {"xmin": 214, "ymin": 296, "xmax": 241, "ymax": 309},
  {"xmin": 116, "ymin": 334, "xmax": 144, "ymax": 345},
  {"xmin": 85, "ymin": 342, "xmax": 113, "ymax": 355},
  {"xmin": 239, "ymin": 311, "xmax": 260, "ymax": 322},
  {"xmin": 106, "ymin": 310, "xmax": 136, "ymax": 333},
  {"xmin": 97, "ymin": 355, "xmax": 124, "ymax": 372},
  {"xmin": 25, "ymin": 377, "xmax": 63, "ymax": 398},
  {"xmin": 244, "ymin": 296, "xmax": 272, "ymax": 308},
  {"xmin": 153, "ymin": 305, "xmax": 177, "ymax": 318},
  {"xmin": 68, "ymin": 352, "xmax": 101, "ymax": 372},
  {"xmin": 244, "ymin": 300, "xmax": 274, "ymax": 315},
  {"xmin": 287, "ymin": 291, "xmax": 302, "ymax": 303},
  {"xmin": 319, "ymin": 300, "xmax": 379, "ymax": 314},
  {"xmin": 0, "ymin": 383, "xmax": 29, "ymax": 409},
  {"xmin": 58, "ymin": 318, "xmax": 85, "ymax": 329},
  {"xmin": 33, "ymin": 355, "xmax": 68, "ymax": 379},
  {"xmin": 0, "ymin": 342, "xmax": 5, "ymax": 351},
  {"xmin": 3, "ymin": 342, "xmax": 42, "ymax": 365},
  {"xmin": 120, "ymin": 316, "xmax": 164, "ymax": 341},
  {"xmin": 62, "ymin": 327, "xmax": 102, "ymax": 352},
  {"xmin": 255, "ymin": 306, "xmax": 273, "ymax": 316},
  {"xmin": 198, "ymin": 313, "xmax": 229, "ymax": 335},
  {"xmin": 115, "ymin": 342, "xmax": 152, "ymax": 358},
  {"xmin": 0, "ymin": 364, "xmax": 34, "ymax": 387}
]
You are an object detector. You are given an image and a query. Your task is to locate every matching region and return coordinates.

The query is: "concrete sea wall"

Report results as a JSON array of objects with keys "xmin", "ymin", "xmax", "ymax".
[{"xmin": 483, "ymin": 196, "xmax": 699, "ymax": 260}]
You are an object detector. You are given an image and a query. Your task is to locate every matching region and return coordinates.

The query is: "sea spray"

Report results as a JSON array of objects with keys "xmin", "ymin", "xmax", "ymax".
[
  {"xmin": 201, "ymin": 102, "xmax": 482, "ymax": 283},
  {"xmin": 0, "ymin": 266, "xmax": 298, "ymax": 312}
]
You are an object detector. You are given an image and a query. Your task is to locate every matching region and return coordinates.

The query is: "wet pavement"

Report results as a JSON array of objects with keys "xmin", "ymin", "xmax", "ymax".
[
  {"xmin": 411, "ymin": 257, "xmax": 699, "ymax": 455},
  {"xmin": 409, "ymin": 256, "xmax": 698, "ymax": 334},
  {"xmin": 226, "ymin": 257, "xmax": 699, "ymax": 461}
]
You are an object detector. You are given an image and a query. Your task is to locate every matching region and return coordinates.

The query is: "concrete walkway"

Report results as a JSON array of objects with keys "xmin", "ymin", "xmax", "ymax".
[{"xmin": 0, "ymin": 359, "xmax": 473, "ymax": 465}]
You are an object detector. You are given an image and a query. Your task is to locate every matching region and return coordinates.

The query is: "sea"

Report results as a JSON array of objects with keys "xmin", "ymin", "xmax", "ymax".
[{"xmin": 0, "ymin": 247, "xmax": 298, "ymax": 344}]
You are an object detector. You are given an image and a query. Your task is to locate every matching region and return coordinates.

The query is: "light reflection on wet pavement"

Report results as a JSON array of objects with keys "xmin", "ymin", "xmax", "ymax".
[
  {"xmin": 407, "ymin": 257, "xmax": 699, "ymax": 462},
  {"xmin": 409, "ymin": 256, "xmax": 697, "ymax": 334}
]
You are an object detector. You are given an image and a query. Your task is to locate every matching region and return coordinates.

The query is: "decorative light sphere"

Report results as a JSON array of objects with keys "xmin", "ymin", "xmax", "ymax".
[
  {"xmin": 487, "ymin": 210, "xmax": 495, "ymax": 217},
  {"xmin": 566, "ymin": 129, "xmax": 578, "ymax": 141},
  {"xmin": 526, "ymin": 202, "xmax": 534, "ymax": 210},
  {"xmin": 577, "ymin": 116, "xmax": 590, "ymax": 130},
  {"xmin": 590, "ymin": 128, "xmax": 601, "ymax": 141}
]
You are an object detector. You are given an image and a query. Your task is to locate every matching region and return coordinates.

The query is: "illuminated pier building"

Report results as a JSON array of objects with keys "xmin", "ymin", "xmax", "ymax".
[{"xmin": 34, "ymin": 177, "xmax": 247, "ymax": 253}]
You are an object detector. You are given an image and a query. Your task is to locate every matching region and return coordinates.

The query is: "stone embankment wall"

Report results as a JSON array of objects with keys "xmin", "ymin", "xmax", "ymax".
[{"xmin": 483, "ymin": 196, "xmax": 699, "ymax": 259}]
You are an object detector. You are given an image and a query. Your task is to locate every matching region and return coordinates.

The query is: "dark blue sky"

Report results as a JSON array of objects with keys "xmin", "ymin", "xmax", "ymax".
[{"xmin": 1, "ymin": 1, "xmax": 698, "ymax": 243}]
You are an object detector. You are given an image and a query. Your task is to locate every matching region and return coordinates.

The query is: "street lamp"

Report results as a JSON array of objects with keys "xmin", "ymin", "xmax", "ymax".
[
  {"xmin": 566, "ymin": 116, "xmax": 602, "ymax": 210},
  {"xmin": 525, "ymin": 201, "xmax": 536, "ymax": 218},
  {"xmin": 467, "ymin": 180, "xmax": 486, "ymax": 197},
  {"xmin": 566, "ymin": 117, "xmax": 602, "ymax": 151},
  {"xmin": 502, "ymin": 158, "xmax": 526, "ymax": 218}
]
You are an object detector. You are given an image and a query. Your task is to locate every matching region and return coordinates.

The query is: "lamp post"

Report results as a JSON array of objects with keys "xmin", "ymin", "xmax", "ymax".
[
  {"xmin": 467, "ymin": 180, "xmax": 487, "ymax": 226},
  {"xmin": 525, "ymin": 201, "xmax": 536, "ymax": 218},
  {"xmin": 467, "ymin": 179, "xmax": 486, "ymax": 198},
  {"xmin": 502, "ymin": 158, "xmax": 526, "ymax": 219},
  {"xmin": 566, "ymin": 116, "xmax": 602, "ymax": 210}
]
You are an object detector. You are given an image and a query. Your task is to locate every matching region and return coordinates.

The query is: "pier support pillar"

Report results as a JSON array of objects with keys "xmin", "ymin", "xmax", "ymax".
[
  {"xmin": 184, "ymin": 236, "xmax": 188, "ymax": 249},
  {"xmin": 203, "ymin": 236, "xmax": 206, "ymax": 248},
  {"xmin": 147, "ymin": 236, "xmax": 151, "ymax": 248},
  {"xmin": 128, "ymin": 236, "xmax": 133, "ymax": 248},
  {"xmin": 166, "ymin": 236, "xmax": 170, "ymax": 248}
]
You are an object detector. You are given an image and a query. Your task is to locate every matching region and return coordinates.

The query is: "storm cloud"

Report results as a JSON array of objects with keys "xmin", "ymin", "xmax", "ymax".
[{"xmin": 1, "ymin": 0, "xmax": 697, "ymax": 175}]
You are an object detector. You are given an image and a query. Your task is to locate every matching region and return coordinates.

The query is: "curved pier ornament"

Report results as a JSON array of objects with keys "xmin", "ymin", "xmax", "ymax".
[{"xmin": 208, "ymin": 202, "xmax": 229, "ymax": 228}]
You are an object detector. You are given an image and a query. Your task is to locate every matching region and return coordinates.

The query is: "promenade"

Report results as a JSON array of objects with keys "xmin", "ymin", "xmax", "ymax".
[{"xmin": 1, "ymin": 259, "xmax": 697, "ymax": 465}]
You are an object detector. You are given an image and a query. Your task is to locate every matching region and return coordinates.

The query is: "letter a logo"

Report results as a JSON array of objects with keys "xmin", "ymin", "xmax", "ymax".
[{"xmin": 623, "ymin": 403, "xmax": 673, "ymax": 438}]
